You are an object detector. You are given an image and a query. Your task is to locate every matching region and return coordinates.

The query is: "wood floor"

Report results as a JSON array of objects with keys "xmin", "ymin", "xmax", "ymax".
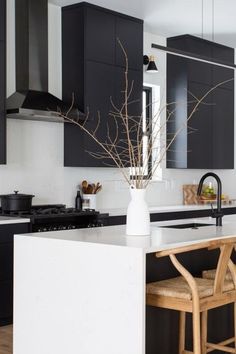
[{"xmin": 0, "ymin": 325, "xmax": 13, "ymax": 354}]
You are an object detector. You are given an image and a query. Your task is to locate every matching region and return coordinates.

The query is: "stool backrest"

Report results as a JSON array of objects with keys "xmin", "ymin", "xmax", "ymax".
[{"xmin": 155, "ymin": 236, "xmax": 236, "ymax": 295}]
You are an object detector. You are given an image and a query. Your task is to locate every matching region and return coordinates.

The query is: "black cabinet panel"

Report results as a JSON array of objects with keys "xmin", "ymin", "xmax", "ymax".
[
  {"xmin": 84, "ymin": 61, "xmax": 115, "ymax": 167},
  {"xmin": 212, "ymin": 87, "xmax": 234, "ymax": 169},
  {"xmin": 115, "ymin": 16, "xmax": 143, "ymax": 70},
  {"xmin": 85, "ymin": 61, "xmax": 115, "ymax": 118},
  {"xmin": 0, "ymin": 223, "xmax": 30, "ymax": 325},
  {"xmin": 212, "ymin": 44, "xmax": 234, "ymax": 64},
  {"xmin": 212, "ymin": 66, "xmax": 234, "ymax": 90},
  {"xmin": 0, "ymin": 281, "xmax": 13, "ymax": 321},
  {"xmin": 0, "ymin": 31, "xmax": 6, "ymax": 164},
  {"xmin": 0, "ymin": 42, "xmax": 4, "ymax": 114},
  {"xmin": 114, "ymin": 67, "xmax": 143, "ymax": 117},
  {"xmin": 0, "ymin": 0, "xmax": 5, "ymax": 42},
  {"xmin": 187, "ymin": 59, "xmax": 212, "ymax": 85},
  {"xmin": 187, "ymin": 82, "xmax": 212, "ymax": 169},
  {"xmin": 62, "ymin": 3, "xmax": 143, "ymax": 167},
  {"xmin": 62, "ymin": 6, "xmax": 84, "ymax": 108},
  {"xmin": 85, "ymin": 7, "xmax": 115, "ymax": 65},
  {"xmin": 0, "ymin": 243, "xmax": 13, "ymax": 281},
  {"xmin": 167, "ymin": 35, "xmax": 234, "ymax": 169},
  {"xmin": 168, "ymin": 35, "xmax": 212, "ymax": 58}
]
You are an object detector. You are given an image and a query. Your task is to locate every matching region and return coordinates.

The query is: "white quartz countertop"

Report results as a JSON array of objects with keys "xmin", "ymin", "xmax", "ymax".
[
  {"xmin": 100, "ymin": 203, "xmax": 236, "ymax": 217},
  {"xmin": 15, "ymin": 214, "xmax": 236, "ymax": 254},
  {"xmin": 0, "ymin": 216, "xmax": 30, "ymax": 225}
]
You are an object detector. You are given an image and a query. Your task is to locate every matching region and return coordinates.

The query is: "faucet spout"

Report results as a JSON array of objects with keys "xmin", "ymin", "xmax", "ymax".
[{"xmin": 197, "ymin": 172, "xmax": 223, "ymax": 226}]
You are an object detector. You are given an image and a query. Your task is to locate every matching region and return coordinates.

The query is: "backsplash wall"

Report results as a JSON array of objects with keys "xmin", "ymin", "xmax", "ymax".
[{"xmin": 1, "ymin": 1, "xmax": 236, "ymax": 209}]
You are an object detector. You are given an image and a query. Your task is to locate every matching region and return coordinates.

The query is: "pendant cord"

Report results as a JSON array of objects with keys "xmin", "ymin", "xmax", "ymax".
[
  {"xmin": 212, "ymin": 0, "xmax": 215, "ymax": 42},
  {"xmin": 201, "ymin": 0, "xmax": 204, "ymax": 38}
]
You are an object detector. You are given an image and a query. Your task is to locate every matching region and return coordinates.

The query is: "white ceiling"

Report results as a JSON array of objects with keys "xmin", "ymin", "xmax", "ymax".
[{"xmin": 49, "ymin": 0, "xmax": 236, "ymax": 48}]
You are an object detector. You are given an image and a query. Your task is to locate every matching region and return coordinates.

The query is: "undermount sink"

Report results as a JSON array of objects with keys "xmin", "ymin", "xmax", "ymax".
[{"xmin": 160, "ymin": 223, "xmax": 213, "ymax": 229}]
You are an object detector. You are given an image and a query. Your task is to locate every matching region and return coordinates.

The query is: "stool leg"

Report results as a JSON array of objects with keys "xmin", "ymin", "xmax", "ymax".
[
  {"xmin": 201, "ymin": 311, "xmax": 208, "ymax": 354},
  {"xmin": 179, "ymin": 311, "xmax": 186, "ymax": 354},
  {"xmin": 193, "ymin": 308, "xmax": 201, "ymax": 354}
]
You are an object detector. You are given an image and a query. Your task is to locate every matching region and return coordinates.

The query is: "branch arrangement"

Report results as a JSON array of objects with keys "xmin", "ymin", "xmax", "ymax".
[{"xmin": 55, "ymin": 40, "xmax": 233, "ymax": 189}]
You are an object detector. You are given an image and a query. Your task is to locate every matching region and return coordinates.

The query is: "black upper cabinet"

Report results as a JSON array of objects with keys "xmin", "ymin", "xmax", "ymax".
[
  {"xmin": 0, "ymin": 0, "xmax": 6, "ymax": 164},
  {"xmin": 85, "ymin": 7, "xmax": 115, "ymax": 65},
  {"xmin": 61, "ymin": 5, "xmax": 84, "ymax": 108},
  {"xmin": 167, "ymin": 35, "xmax": 234, "ymax": 169},
  {"xmin": 62, "ymin": 2, "xmax": 143, "ymax": 167},
  {"xmin": 168, "ymin": 35, "xmax": 212, "ymax": 58},
  {"xmin": 187, "ymin": 60, "xmax": 212, "ymax": 85},
  {"xmin": 212, "ymin": 87, "xmax": 234, "ymax": 169},
  {"xmin": 115, "ymin": 16, "xmax": 143, "ymax": 70},
  {"xmin": 168, "ymin": 34, "xmax": 234, "ymax": 65},
  {"xmin": 0, "ymin": 0, "xmax": 5, "ymax": 41}
]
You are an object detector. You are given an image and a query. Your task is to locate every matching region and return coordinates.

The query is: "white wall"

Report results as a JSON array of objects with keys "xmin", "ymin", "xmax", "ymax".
[{"xmin": 1, "ymin": 1, "xmax": 236, "ymax": 209}]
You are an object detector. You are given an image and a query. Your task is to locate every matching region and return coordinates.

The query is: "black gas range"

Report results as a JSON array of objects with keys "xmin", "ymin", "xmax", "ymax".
[{"xmin": 1, "ymin": 204, "xmax": 108, "ymax": 232}]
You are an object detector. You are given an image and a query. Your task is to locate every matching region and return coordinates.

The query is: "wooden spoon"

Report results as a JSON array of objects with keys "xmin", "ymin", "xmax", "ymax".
[
  {"xmin": 81, "ymin": 180, "xmax": 88, "ymax": 189},
  {"xmin": 91, "ymin": 183, "xmax": 96, "ymax": 194},
  {"xmin": 86, "ymin": 184, "xmax": 94, "ymax": 194},
  {"xmin": 94, "ymin": 182, "xmax": 101, "ymax": 194},
  {"xmin": 95, "ymin": 185, "xmax": 102, "ymax": 194},
  {"xmin": 82, "ymin": 186, "xmax": 87, "ymax": 194}
]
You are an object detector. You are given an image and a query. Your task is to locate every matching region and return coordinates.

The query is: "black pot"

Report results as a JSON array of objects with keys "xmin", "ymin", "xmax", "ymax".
[{"xmin": 0, "ymin": 191, "xmax": 35, "ymax": 212}]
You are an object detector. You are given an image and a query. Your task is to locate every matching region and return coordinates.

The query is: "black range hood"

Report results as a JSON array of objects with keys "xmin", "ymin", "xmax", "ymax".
[{"xmin": 6, "ymin": 0, "xmax": 83, "ymax": 122}]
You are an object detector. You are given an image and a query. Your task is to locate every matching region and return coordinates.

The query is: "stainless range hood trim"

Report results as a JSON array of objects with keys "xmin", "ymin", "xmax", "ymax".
[{"xmin": 7, "ymin": 109, "xmax": 67, "ymax": 123}]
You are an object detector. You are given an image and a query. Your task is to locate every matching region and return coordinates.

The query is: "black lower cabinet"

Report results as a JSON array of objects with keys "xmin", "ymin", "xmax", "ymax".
[
  {"xmin": 0, "ymin": 223, "xmax": 30, "ymax": 326},
  {"xmin": 0, "ymin": 281, "xmax": 13, "ymax": 325}
]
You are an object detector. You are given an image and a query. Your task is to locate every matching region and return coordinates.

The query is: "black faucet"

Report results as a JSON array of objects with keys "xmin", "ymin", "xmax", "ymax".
[{"xmin": 197, "ymin": 172, "xmax": 223, "ymax": 226}]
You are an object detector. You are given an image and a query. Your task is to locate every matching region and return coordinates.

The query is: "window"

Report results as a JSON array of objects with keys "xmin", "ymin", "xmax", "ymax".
[{"xmin": 142, "ymin": 86, "xmax": 152, "ymax": 177}]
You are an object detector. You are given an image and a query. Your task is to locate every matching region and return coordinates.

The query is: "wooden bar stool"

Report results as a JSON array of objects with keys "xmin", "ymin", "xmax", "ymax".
[{"xmin": 146, "ymin": 237, "xmax": 236, "ymax": 354}]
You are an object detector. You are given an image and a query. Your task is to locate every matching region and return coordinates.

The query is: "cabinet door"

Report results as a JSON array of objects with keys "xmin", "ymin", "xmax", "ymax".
[
  {"xmin": 114, "ymin": 67, "xmax": 143, "ymax": 118},
  {"xmin": 62, "ymin": 6, "xmax": 85, "ymax": 107},
  {"xmin": 85, "ymin": 7, "xmax": 115, "ymax": 65},
  {"xmin": 187, "ymin": 59, "xmax": 212, "ymax": 85},
  {"xmin": 115, "ymin": 16, "xmax": 143, "ymax": 71},
  {"xmin": 85, "ymin": 61, "xmax": 116, "ymax": 167},
  {"xmin": 65, "ymin": 61, "xmax": 115, "ymax": 167},
  {"xmin": 212, "ymin": 87, "xmax": 234, "ymax": 169},
  {"xmin": 168, "ymin": 35, "xmax": 212, "ymax": 58},
  {"xmin": 187, "ymin": 82, "xmax": 213, "ymax": 169},
  {"xmin": 0, "ymin": 243, "xmax": 13, "ymax": 281},
  {"xmin": 0, "ymin": 0, "xmax": 5, "ymax": 41},
  {"xmin": 212, "ymin": 44, "xmax": 234, "ymax": 64},
  {"xmin": 212, "ymin": 66, "xmax": 234, "ymax": 91},
  {"xmin": 0, "ymin": 280, "xmax": 13, "ymax": 322},
  {"xmin": 0, "ymin": 41, "xmax": 6, "ymax": 164}
]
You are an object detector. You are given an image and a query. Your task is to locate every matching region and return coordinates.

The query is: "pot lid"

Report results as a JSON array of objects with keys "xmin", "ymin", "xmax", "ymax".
[{"xmin": 0, "ymin": 191, "xmax": 35, "ymax": 199}]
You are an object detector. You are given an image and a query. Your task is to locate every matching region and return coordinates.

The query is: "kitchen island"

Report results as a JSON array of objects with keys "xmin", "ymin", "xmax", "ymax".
[{"xmin": 14, "ymin": 216, "xmax": 236, "ymax": 354}]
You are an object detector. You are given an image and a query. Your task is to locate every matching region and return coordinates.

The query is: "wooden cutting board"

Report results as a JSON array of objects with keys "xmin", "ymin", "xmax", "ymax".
[
  {"xmin": 183, "ymin": 184, "xmax": 199, "ymax": 205},
  {"xmin": 183, "ymin": 184, "xmax": 232, "ymax": 205}
]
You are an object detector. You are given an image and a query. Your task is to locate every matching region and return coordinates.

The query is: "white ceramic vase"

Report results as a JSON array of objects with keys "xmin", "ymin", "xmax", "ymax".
[{"xmin": 126, "ymin": 187, "xmax": 150, "ymax": 236}]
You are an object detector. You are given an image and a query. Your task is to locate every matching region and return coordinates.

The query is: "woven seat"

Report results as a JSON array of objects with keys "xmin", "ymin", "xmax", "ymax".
[
  {"xmin": 203, "ymin": 268, "xmax": 233, "ymax": 281},
  {"xmin": 146, "ymin": 276, "xmax": 235, "ymax": 300}
]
